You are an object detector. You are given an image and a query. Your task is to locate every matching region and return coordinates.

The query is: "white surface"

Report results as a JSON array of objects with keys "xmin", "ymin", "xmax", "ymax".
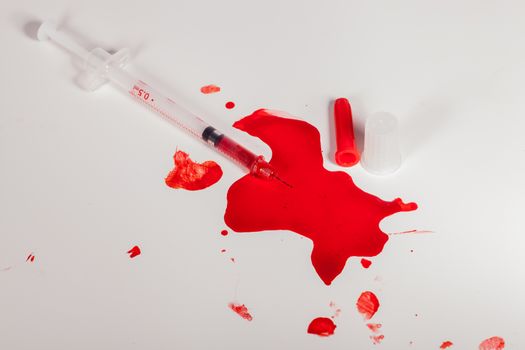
[{"xmin": 1, "ymin": 1, "xmax": 524, "ymax": 349}]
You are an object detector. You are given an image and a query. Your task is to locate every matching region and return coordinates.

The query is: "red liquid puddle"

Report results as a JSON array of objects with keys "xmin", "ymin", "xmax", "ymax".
[
  {"xmin": 357, "ymin": 291, "xmax": 380, "ymax": 320},
  {"xmin": 200, "ymin": 84, "xmax": 221, "ymax": 94},
  {"xmin": 479, "ymin": 337, "xmax": 505, "ymax": 350},
  {"xmin": 127, "ymin": 246, "xmax": 141, "ymax": 258},
  {"xmin": 361, "ymin": 258, "xmax": 372, "ymax": 268},
  {"xmin": 367, "ymin": 323, "xmax": 382, "ymax": 333},
  {"xmin": 225, "ymin": 101, "xmax": 236, "ymax": 109},
  {"xmin": 307, "ymin": 317, "xmax": 336, "ymax": 337},
  {"xmin": 221, "ymin": 230, "xmax": 229, "ymax": 236},
  {"xmin": 228, "ymin": 303, "xmax": 253, "ymax": 321},
  {"xmin": 26, "ymin": 254, "xmax": 35, "ymax": 263},
  {"xmin": 370, "ymin": 334, "xmax": 385, "ymax": 344},
  {"xmin": 224, "ymin": 109, "xmax": 417, "ymax": 285},
  {"xmin": 165, "ymin": 150, "xmax": 223, "ymax": 191},
  {"xmin": 440, "ymin": 340, "xmax": 454, "ymax": 349}
]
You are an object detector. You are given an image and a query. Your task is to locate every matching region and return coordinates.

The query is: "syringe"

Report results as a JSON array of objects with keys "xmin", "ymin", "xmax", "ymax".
[{"xmin": 37, "ymin": 21, "xmax": 290, "ymax": 187}]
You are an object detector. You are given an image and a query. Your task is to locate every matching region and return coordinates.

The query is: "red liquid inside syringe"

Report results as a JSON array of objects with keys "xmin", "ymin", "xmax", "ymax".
[
  {"xmin": 216, "ymin": 136, "xmax": 274, "ymax": 178},
  {"xmin": 201, "ymin": 126, "xmax": 290, "ymax": 185}
]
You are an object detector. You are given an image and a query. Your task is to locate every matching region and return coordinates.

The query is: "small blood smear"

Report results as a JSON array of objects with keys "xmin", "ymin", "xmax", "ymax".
[
  {"xmin": 440, "ymin": 341, "xmax": 454, "ymax": 349},
  {"xmin": 221, "ymin": 230, "xmax": 229, "ymax": 236},
  {"xmin": 370, "ymin": 334, "xmax": 385, "ymax": 344},
  {"xmin": 26, "ymin": 254, "xmax": 35, "ymax": 262},
  {"xmin": 127, "ymin": 246, "xmax": 141, "ymax": 258},
  {"xmin": 389, "ymin": 229, "xmax": 433, "ymax": 235},
  {"xmin": 329, "ymin": 302, "xmax": 341, "ymax": 318},
  {"xmin": 361, "ymin": 258, "xmax": 372, "ymax": 268},
  {"xmin": 165, "ymin": 150, "xmax": 223, "ymax": 191},
  {"xmin": 228, "ymin": 303, "xmax": 253, "ymax": 321},
  {"xmin": 224, "ymin": 109, "xmax": 417, "ymax": 285},
  {"xmin": 200, "ymin": 84, "xmax": 221, "ymax": 94},
  {"xmin": 357, "ymin": 291, "xmax": 380, "ymax": 320},
  {"xmin": 225, "ymin": 101, "xmax": 235, "ymax": 109},
  {"xmin": 307, "ymin": 317, "xmax": 336, "ymax": 337},
  {"xmin": 367, "ymin": 323, "xmax": 382, "ymax": 333},
  {"xmin": 479, "ymin": 337, "xmax": 505, "ymax": 350}
]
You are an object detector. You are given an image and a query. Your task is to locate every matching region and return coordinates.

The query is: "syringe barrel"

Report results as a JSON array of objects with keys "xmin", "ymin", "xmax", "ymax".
[{"xmin": 112, "ymin": 73, "xmax": 210, "ymax": 139}]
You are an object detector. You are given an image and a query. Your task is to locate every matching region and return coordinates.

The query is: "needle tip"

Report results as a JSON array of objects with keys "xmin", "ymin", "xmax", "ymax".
[{"xmin": 273, "ymin": 174, "xmax": 293, "ymax": 188}]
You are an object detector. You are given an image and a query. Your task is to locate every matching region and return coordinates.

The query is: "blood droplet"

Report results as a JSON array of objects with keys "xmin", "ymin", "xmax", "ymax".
[
  {"xmin": 479, "ymin": 337, "xmax": 505, "ymax": 350},
  {"xmin": 440, "ymin": 341, "xmax": 454, "ymax": 349},
  {"xmin": 361, "ymin": 258, "xmax": 372, "ymax": 268},
  {"xmin": 26, "ymin": 254, "xmax": 35, "ymax": 263},
  {"xmin": 228, "ymin": 303, "xmax": 253, "ymax": 321},
  {"xmin": 370, "ymin": 334, "xmax": 385, "ymax": 344},
  {"xmin": 221, "ymin": 230, "xmax": 228, "ymax": 236},
  {"xmin": 127, "ymin": 245, "xmax": 141, "ymax": 258},
  {"xmin": 356, "ymin": 291, "xmax": 380, "ymax": 320},
  {"xmin": 307, "ymin": 317, "xmax": 336, "ymax": 337},
  {"xmin": 225, "ymin": 101, "xmax": 235, "ymax": 109},
  {"xmin": 165, "ymin": 150, "xmax": 223, "ymax": 191},
  {"xmin": 224, "ymin": 110, "xmax": 417, "ymax": 285},
  {"xmin": 200, "ymin": 84, "xmax": 221, "ymax": 94},
  {"xmin": 366, "ymin": 323, "xmax": 382, "ymax": 333}
]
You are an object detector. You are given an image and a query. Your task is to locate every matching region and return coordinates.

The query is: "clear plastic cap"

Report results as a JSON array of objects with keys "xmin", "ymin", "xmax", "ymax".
[{"xmin": 361, "ymin": 112, "xmax": 402, "ymax": 175}]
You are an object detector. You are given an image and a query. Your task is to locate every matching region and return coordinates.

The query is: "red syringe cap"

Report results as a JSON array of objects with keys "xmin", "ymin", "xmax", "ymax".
[{"xmin": 334, "ymin": 98, "xmax": 360, "ymax": 167}]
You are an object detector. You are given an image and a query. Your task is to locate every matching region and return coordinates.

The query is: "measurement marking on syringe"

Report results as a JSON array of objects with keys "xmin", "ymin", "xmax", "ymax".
[
  {"xmin": 129, "ymin": 85, "xmax": 200, "ymax": 138},
  {"xmin": 132, "ymin": 85, "xmax": 151, "ymax": 101}
]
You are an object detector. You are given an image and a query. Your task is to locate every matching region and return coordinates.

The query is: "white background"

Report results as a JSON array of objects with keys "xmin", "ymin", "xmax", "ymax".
[{"xmin": 1, "ymin": 0, "xmax": 524, "ymax": 349}]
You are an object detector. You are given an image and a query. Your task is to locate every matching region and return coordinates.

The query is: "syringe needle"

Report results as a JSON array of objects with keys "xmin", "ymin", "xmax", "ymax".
[{"xmin": 273, "ymin": 174, "xmax": 293, "ymax": 188}]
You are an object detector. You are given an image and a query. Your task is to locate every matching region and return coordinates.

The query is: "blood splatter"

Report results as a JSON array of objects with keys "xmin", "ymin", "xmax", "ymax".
[
  {"xmin": 228, "ymin": 303, "xmax": 253, "ymax": 321},
  {"xmin": 230, "ymin": 257, "xmax": 235, "ymax": 263},
  {"xmin": 307, "ymin": 317, "xmax": 336, "ymax": 337},
  {"xmin": 361, "ymin": 258, "xmax": 372, "ymax": 268},
  {"xmin": 127, "ymin": 245, "xmax": 141, "ymax": 258},
  {"xmin": 440, "ymin": 340, "xmax": 454, "ymax": 349},
  {"xmin": 220, "ymin": 249, "xmax": 226, "ymax": 253},
  {"xmin": 221, "ymin": 230, "xmax": 228, "ymax": 236},
  {"xmin": 479, "ymin": 337, "xmax": 505, "ymax": 350},
  {"xmin": 225, "ymin": 101, "xmax": 235, "ymax": 109},
  {"xmin": 329, "ymin": 301, "xmax": 341, "ymax": 318},
  {"xmin": 26, "ymin": 253, "xmax": 35, "ymax": 262},
  {"xmin": 367, "ymin": 323, "xmax": 382, "ymax": 333},
  {"xmin": 165, "ymin": 150, "xmax": 223, "ymax": 191},
  {"xmin": 388, "ymin": 229, "xmax": 433, "ymax": 235},
  {"xmin": 370, "ymin": 334, "xmax": 385, "ymax": 344},
  {"xmin": 200, "ymin": 84, "xmax": 221, "ymax": 94},
  {"xmin": 224, "ymin": 109, "xmax": 417, "ymax": 285},
  {"xmin": 356, "ymin": 291, "xmax": 380, "ymax": 320}
]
